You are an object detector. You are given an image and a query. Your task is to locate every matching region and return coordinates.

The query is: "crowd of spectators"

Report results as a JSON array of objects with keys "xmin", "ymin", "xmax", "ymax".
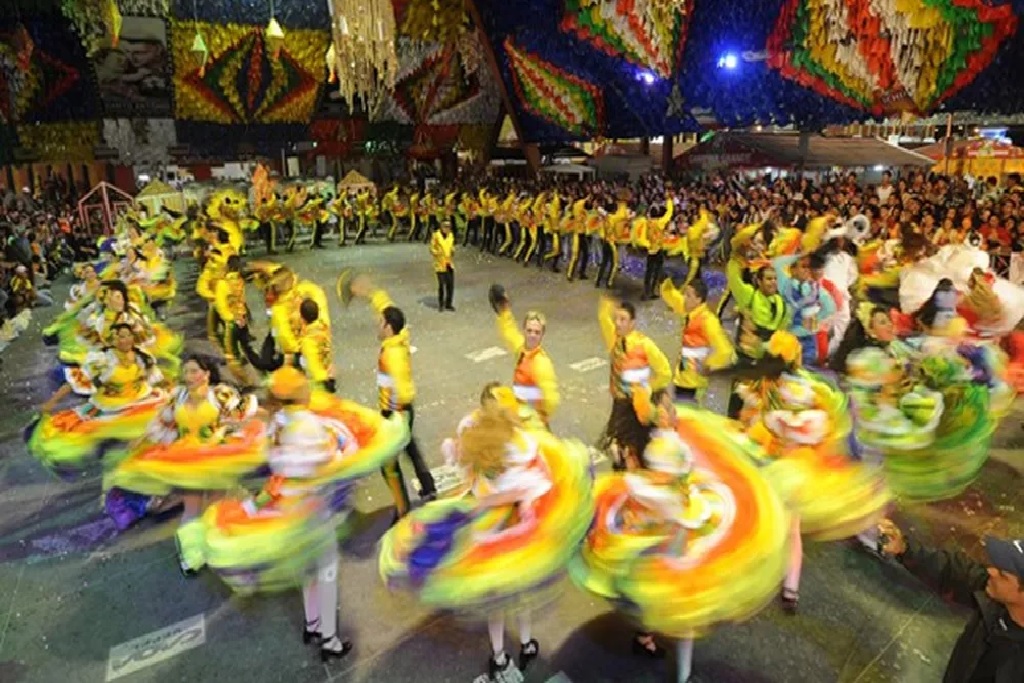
[{"xmin": 0, "ymin": 182, "xmax": 99, "ymax": 328}]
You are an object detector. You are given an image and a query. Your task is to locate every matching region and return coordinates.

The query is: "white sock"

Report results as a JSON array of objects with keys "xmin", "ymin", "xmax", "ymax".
[
  {"xmin": 317, "ymin": 550, "xmax": 339, "ymax": 640},
  {"xmin": 302, "ymin": 580, "xmax": 319, "ymax": 627},
  {"xmin": 488, "ymin": 614, "xmax": 505, "ymax": 657},
  {"xmin": 517, "ymin": 612, "xmax": 532, "ymax": 645},
  {"xmin": 678, "ymin": 639, "xmax": 694, "ymax": 683}
]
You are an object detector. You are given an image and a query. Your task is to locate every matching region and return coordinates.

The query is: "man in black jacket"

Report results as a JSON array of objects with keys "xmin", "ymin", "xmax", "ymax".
[{"xmin": 878, "ymin": 519, "xmax": 1024, "ymax": 682}]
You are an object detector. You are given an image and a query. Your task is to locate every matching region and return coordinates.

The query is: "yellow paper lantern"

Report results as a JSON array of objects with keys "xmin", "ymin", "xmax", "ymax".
[
  {"xmin": 190, "ymin": 31, "xmax": 209, "ymax": 75},
  {"xmin": 265, "ymin": 17, "xmax": 285, "ymax": 59}
]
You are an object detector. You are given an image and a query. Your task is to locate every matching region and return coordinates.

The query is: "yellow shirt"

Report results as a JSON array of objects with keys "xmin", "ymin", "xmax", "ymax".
[
  {"xmin": 270, "ymin": 280, "xmax": 329, "ymax": 355},
  {"xmin": 370, "ymin": 290, "xmax": 416, "ymax": 410},
  {"xmin": 430, "ymin": 230, "xmax": 455, "ymax": 272},
  {"xmin": 598, "ymin": 298, "xmax": 671, "ymax": 399},
  {"xmin": 660, "ymin": 282, "xmax": 734, "ymax": 390},
  {"xmin": 299, "ymin": 319, "xmax": 335, "ymax": 385},
  {"xmin": 214, "ymin": 272, "xmax": 246, "ymax": 323}
]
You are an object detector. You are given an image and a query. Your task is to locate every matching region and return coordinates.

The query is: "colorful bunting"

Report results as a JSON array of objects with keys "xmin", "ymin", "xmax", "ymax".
[
  {"xmin": 560, "ymin": 0, "xmax": 692, "ymax": 78},
  {"xmin": 767, "ymin": 0, "xmax": 1019, "ymax": 115},
  {"xmin": 504, "ymin": 37, "xmax": 604, "ymax": 136}
]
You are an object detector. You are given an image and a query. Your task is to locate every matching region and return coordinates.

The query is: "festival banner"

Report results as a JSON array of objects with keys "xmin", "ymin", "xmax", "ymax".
[{"xmin": 92, "ymin": 17, "xmax": 173, "ymax": 118}]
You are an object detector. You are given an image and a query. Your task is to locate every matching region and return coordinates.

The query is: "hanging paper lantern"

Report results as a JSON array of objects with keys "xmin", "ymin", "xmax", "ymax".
[
  {"xmin": 191, "ymin": 30, "xmax": 209, "ymax": 76},
  {"xmin": 265, "ymin": 18, "xmax": 285, "ymax": 59},
  {"xmin": 326, "ymin": 43, "xmax": 337, "ymax": 83}
]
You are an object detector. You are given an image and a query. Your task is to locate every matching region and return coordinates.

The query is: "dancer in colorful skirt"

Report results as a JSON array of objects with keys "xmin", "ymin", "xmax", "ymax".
[
  {"xmin": 570, "ymin": 393, "xmax": 791, "ymax": 683},
  {"xmin": 846, "ymin": 333, "xmax": 997, "ymax": 503},
  {"xmin": 183, "ymin": 368, "xmax": 409, "ymax": 660},
  {"xmin": 27, "ymin": 323, "xmax": 170, "ymax": 478},
  {"xmin": 379, "ymin": 402, "xmax": 593, "ymax": 682},
  {"xmin": 731, "ymin": 332, "xmax": 891, "ymax": 614},
  {"xmin": 103, "ymin": 355, "xmax": 265, "ymax": 572}
]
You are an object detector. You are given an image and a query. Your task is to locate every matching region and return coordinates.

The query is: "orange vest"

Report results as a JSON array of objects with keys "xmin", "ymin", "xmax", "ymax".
[
  {"xmin": 512, "ymin": 348, "xmax": 547, "ymax": 419},
  {"xmin": 610, "ymin": 335, "xmax": 651, "ymax": 399}
]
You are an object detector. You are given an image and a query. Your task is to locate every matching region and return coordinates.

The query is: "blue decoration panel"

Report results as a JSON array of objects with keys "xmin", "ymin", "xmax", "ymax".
[{"xmin": 170, "ymin": 0, "xmax": 330, "ymax": 29}]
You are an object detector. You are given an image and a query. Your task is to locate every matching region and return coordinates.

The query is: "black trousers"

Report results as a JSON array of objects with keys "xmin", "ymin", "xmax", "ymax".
[
  {"xmin": 380, "ymin": 405, "xmax": 437, "ymax": 517},
  {"xmin": 436, "ymin": 266, "xmax": 454, "ymax": 309},
  {"xmin": 312, "ymin": 220, "xmax": 325, "ymax": 247},
  {"xmin": 643, "ymin": 251, "xmax": 665, "ymax": 296},
  {"xmin": 571, "ymin": 234, "xmax": 590, "ymax": 280},
  {"xmin": 259, "ymin": 221, "xmax": 274, "ymax": 252},
  {"xmin": 463, "ymin": 218, "xmax": 479, "ymax": 246},
  {"xmin": 596, "ymin": 239, "xmax": 614, "ymax": 287},
  {"xmin": 481, "ymin": 217, "xmax": 495, "ymax": 252},
  {"xmin": 534, "ymin": 226, "xmax": 547, "ymax": 267}
]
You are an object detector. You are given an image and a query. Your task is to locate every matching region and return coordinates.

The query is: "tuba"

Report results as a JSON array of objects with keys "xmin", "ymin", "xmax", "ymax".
[{"xmin": 845, "ymin": 214, "xmax": 871, "ymax": 244}]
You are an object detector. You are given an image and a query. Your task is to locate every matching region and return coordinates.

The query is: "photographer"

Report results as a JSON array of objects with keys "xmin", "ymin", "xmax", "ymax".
[{"xmin": 878, "ymin": 519, "xmax": 1024, "ymax": 682}]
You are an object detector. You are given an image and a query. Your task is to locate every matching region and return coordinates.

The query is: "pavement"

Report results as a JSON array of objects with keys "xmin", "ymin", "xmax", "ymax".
[{"xmin": 1, "ymin": 238, "xmax": 1023, "ymax": 683}]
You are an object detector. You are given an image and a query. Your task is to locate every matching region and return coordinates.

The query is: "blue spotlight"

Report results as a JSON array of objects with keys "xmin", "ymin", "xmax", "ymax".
[{"xmin": 717, "ymin": 53, "xmax": 738, "ymax": 70}]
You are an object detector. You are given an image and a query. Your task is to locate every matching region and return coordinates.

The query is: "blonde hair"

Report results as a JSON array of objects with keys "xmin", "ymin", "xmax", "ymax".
[
  {"xmin": 523, "ymin": 311, "xmax": 546, "ymax": 331},
  {"xmin": 458, "ymin": 405, "xmax": 516, "ymax": 479},
  {"xmin": 965, "ymin": 268, "xmax": 1003, "ymax": 324}
]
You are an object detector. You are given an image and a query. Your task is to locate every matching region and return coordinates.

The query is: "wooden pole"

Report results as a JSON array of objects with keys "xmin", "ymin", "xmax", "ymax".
[
  {"xmin": 943, "ymin": 113, "xmax": 953, "ymax": 176},
  {"xmin": 463, "ymin": 0, "xmax": 538, "ymax": 176},
  {"xmin": 661, "ymin": 134, "xmax": 674, "ymax": 173}
]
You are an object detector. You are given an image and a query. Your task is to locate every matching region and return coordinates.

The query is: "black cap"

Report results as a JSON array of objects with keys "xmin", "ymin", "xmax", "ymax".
[{"xmin": 985, "ymin": 536, "xmax": 1024, "ymax": 580}]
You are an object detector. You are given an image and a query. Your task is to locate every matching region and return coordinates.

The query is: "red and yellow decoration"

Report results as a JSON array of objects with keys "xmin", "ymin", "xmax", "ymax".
[
  {"xmin": 396, "ymin": 0, "xmax": 470, "ymax": 43},
  {"xmin": 171, "ymin": 21, "xmax": 327, "ymax": 124},
  {"xmin": 60, "ymin": 0, "xmax": 123, "ymax": 56},
  {"xmin": 767, "ymin": 0, "xmax": 1018, "ymax": 115},
  {"xmin": 16, "ymin": 121, "xmax": 100, "ymax": 162},
  {"xmin": 560, "ymin": 0, "xmax": 692, "ymax": 78},
  {"xmin": 504, "ymin": 38, "xmax": 604, "ymax": 136}
]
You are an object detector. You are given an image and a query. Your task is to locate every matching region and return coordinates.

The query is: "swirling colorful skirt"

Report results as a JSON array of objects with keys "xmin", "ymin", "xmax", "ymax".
[
  {"xmin": 103, "ymin": 420, "xmax": 269, "ymax": 496},
  {"xmin": 305, "ymin": 391, "xmax": 411, "ymax": 484},
  {"xmin": 570, "ymin": 407, "xmax": 790, "ymax": 638},
  {"xmin": 878, "ymin": 384, "xmax": 994, "ymax": 502},
  {"xmin": 180, "ymin": 495, "xmax": 337, "ymax": 595},
  {"xmin": 181, "ymin": 394, "xmax": 409, "ymax": 592},
  {"xmin": 765, "ymin": 443, "xmax": 891, "ymax": 541},
  {"xmin": 379, "ymin": 432, "xmax": 594, "ymax": 613},
  {"xmin": 25, "ymin": 392, "xmax": 169, "ymax": 478}
]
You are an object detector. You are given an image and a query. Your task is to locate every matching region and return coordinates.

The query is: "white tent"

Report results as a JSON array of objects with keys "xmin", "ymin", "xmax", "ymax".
[
  {"xmin": 540, "ymin": 163, "xmax": 595, "ymax": 180},
  {"xmin": 135, "ymin": 180, "xmax": 184, "ymax": 217}
]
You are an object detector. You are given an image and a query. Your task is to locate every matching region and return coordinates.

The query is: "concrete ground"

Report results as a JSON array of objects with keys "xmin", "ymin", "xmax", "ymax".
[{"xmin": 1, "ymin": 239, "xmax": 1023, "ymax": 683}]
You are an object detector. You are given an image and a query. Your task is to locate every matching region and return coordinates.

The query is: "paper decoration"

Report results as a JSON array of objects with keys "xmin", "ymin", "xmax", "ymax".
[
  {"xmin": 561, "ymin": 0, "xmax": 692, "ymax": 78},
  {"xmin": 102, "ymin": 117, "xmax": 176, "ymax": 165},
  {"xmin": 170, "ymin": 20, "xmax": 327, "ymax": 124},
  {"xmin": 767, "ymin": 0, "xmax": 1019, "ymax": 115},
  {"xmin": 504, "ymin": 37, "xmax": 604, "ymax": 136}
]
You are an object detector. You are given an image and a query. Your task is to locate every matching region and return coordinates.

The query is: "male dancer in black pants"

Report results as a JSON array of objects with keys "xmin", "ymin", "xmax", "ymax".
[{"xmin": 348, "ymin": 274, "xmax": 438, "ymax": 521}]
